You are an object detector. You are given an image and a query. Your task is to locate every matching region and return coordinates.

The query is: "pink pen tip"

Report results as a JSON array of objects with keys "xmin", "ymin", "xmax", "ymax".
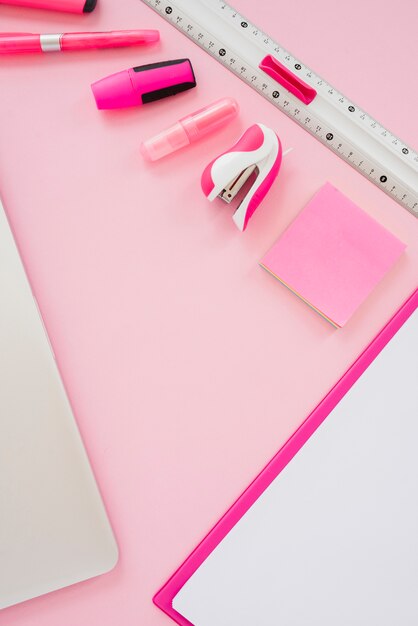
[{"xmin": 141, "ymin": 29, "xmax": 159, "ymax": 43}]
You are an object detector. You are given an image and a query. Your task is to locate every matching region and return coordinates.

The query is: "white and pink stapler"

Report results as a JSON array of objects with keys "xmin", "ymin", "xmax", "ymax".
[{"xmin": 201, "ymin": 123, "xmax": 282, "ymax": 231}]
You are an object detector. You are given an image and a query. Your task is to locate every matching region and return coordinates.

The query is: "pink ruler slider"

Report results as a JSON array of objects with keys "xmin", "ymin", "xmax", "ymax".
[{"xmin": 259, "ymin": 55, "xmax": 317, "ymax": 105}]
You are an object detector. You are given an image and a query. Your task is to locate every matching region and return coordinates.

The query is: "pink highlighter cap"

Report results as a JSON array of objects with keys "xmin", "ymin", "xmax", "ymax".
[
  {"xmin": 140, "ymin": 97, "xmax": 239, "ymax": 161},
  {"xmin": 91, "ymin": 58, "xmax": 196, "ymax": 110},
  {"xmin": 92, "ymin": 68, "xmax": 136, "ymax": 109}
]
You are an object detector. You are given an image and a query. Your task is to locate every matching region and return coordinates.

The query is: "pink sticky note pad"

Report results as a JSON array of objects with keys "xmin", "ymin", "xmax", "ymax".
[{"xmin": 260, "ymin": 183, "xmax": 406, "ymax": 327}]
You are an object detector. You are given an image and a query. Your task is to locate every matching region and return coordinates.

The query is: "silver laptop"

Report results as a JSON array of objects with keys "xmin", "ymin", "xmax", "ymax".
[{"xmin": 0, "ymin": 197, "xmax": 118, "ymax": 609}]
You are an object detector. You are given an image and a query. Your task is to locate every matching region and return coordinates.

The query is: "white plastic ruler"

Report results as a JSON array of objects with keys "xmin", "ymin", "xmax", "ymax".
[{"xmin": 140, "ymin": 0, "xmax": 418, "ymax": 217}]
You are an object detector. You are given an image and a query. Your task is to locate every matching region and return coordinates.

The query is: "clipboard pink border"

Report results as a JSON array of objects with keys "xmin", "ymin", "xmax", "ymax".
[{"xmin": 154, "ymin": 288, "xmax": 418, "ymax": 625}]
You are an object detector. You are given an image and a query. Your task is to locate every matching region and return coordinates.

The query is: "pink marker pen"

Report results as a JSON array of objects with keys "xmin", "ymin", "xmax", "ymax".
[
  {"xmin": 0, "ymin": 30, "xmax": 160, "ymax": 54},
  {"xmin": 140, "ymin": 98, "xmax": 239, "ymax": 161},
  {"xmin": 0, "ymin": 0, "xmax": 97, "ymax": 13},
  {"xmin": 92, "ymin": 59, "xmax": 196, "ymax": 110}
]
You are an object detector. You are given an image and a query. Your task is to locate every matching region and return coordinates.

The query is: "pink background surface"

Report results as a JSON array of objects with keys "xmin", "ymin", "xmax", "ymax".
[{"xmin": 0, "ymin": 1, "xmax": 417, "ymax": 626}]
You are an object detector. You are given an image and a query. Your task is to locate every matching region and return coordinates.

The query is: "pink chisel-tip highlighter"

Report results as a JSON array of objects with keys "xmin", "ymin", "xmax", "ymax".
[
  {"xmin": 0, "ymin": 30, "xmax": 159, "ymax": 54},
  {"xmin": 92, "ymin": 59, "xmax": 196, "ymax": 110}
]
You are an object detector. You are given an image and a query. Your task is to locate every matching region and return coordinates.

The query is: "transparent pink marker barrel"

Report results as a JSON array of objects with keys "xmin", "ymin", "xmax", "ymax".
[{"xmin": 140, "ymin": 97, "xmax": 239, "ymax": 161}]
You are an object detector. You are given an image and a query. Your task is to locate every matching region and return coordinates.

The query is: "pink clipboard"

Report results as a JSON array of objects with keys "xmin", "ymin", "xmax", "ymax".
[{"xmin": 154, "ymin": 287, "xmax": 418, "ymax": 625}]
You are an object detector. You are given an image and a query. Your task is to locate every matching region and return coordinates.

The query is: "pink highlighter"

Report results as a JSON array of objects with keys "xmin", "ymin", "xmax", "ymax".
[
  {"xmin": 140, "ymin": 98, "xmax": 239, "ymax": 161},
  {"xmin": 92, "ymin": 59, "xmax": 196, "ymax": 110},
  {"xmin": 0, "ymin": 0, "xmax": 97, "ymax": 13}
]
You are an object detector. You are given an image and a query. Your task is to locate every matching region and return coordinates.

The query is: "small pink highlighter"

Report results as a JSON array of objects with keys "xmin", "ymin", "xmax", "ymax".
[
  {"xmin": 92, "ymin": 59, "xmax": 196, "ymax": 110},
  {"xmin": 140, "ymin": 98, "xmax": 239, "ymax": 161}
]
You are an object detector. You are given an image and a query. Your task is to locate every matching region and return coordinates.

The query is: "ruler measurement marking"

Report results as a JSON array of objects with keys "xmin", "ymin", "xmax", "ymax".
[{"xmin": 143, "ymin": 0, "xmax": 418, "ymax": 215}]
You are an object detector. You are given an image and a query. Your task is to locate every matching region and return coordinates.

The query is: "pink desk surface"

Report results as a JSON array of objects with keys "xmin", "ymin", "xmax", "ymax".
[{"xmin": 0, "ymin": 0, "xmax": 417, "ymax": 625}]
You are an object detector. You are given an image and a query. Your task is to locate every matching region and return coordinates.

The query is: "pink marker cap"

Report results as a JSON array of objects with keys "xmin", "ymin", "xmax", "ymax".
[
  {"xmin": 140, "ymin": 97, "xmax": 239, "ymax": 161},
  {"xmin": 92, "ymin": 68, "xmax": 136, "ymax": 108}
]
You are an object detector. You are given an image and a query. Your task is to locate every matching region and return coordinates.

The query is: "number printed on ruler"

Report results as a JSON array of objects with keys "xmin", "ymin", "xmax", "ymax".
[{"xmin": 143, "ymin": 0, "xmax": 418, "ymax": 217}]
